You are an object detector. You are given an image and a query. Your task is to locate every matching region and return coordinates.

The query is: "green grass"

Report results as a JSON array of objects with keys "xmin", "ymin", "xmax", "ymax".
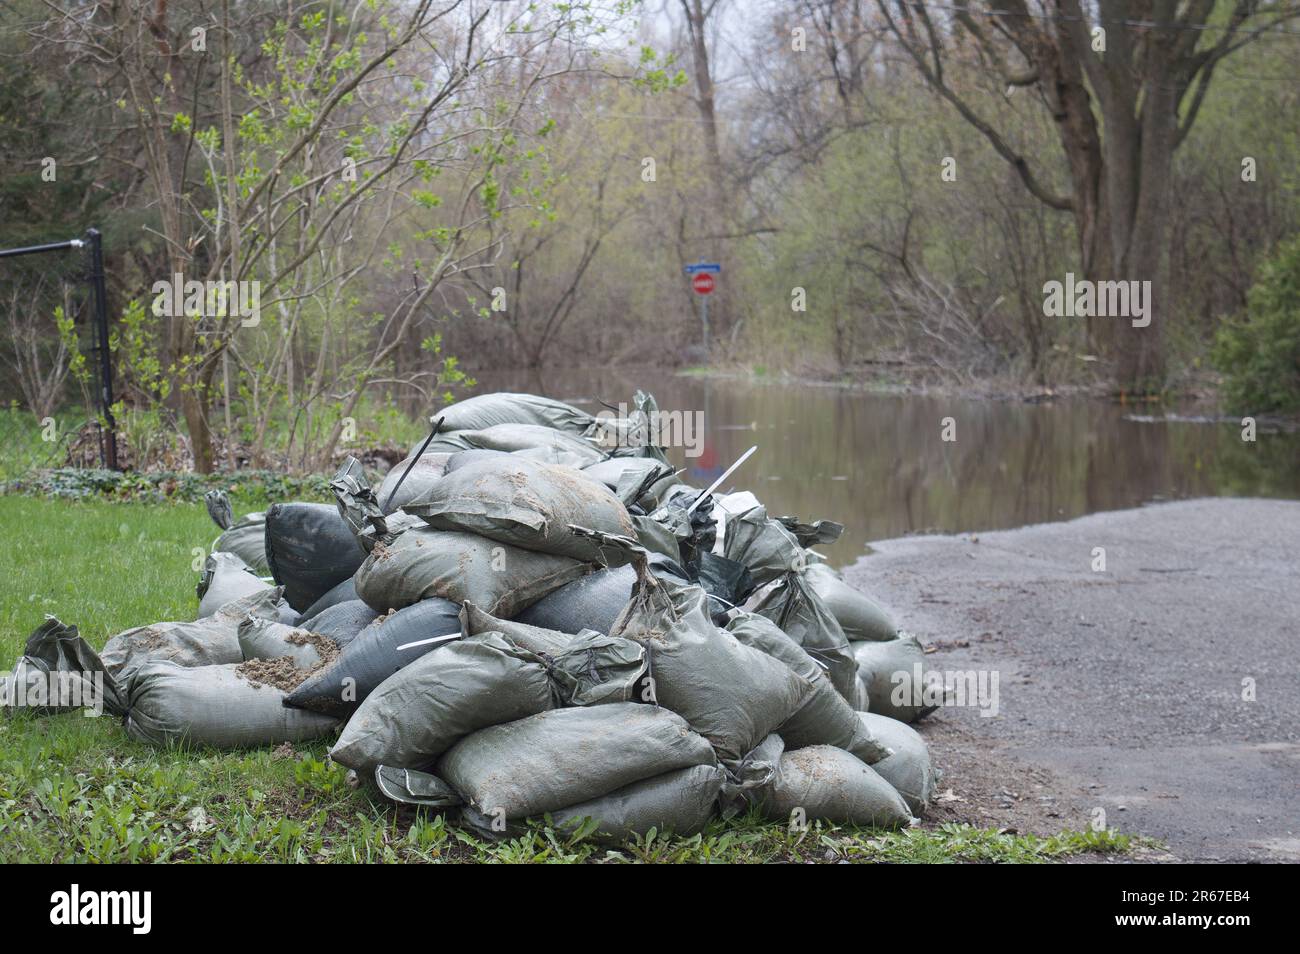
[{"xmin": 0, "ymin": 495, "xmax": 1140, "ymax": 863}]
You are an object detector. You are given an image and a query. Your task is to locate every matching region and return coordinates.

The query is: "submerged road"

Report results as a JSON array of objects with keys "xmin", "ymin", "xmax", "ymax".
[{"xmin": 845, "ymin": 499, "xmax": 1300, "ymax": 862}]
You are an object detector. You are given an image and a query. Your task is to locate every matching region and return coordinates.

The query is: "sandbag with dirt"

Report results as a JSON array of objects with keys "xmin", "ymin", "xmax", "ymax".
[
  {"xmin": 353, "ymin": 526, "xmax": 588, "ymax": 617},
  {"xmin": 403, "ymin": 456, "xmax": 636, "ymax": 564},
  {"xmin": 101, "ymin": 589, "xmax": 289, "ymax": 687},
  {"xmin": 546, "ymin": 763, "xmax": 726, "ymax": 840},
  {"xmin": 297, "ymin": 599, "xmax": 379, "ymax": 645},
  {"xmin": 754, "ymin": 743, "xmax": 913, "ymax": 829},
  {"xmin": 237, "ymin": 618, "xmax": 340, "ymax": 669},
  {"xmin": 124, "ymin": 660, "xmax": 338, "ymax": 749},
  {"xmin": 376, "ymin": 452, "xmax": 452, "ymax": 513},
  {"xmin": 283, "ymin": 597, "xmax": 461, "ymax": 717}
]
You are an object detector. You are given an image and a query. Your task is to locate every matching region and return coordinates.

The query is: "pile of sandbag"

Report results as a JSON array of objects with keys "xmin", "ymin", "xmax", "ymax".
[{"xmin": 7, "ymin": 390, "xmax": 939, "ymax": 840}]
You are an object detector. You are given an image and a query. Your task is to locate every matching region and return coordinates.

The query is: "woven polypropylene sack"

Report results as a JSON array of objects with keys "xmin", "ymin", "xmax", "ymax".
[
  {"xmin": 857, "ymin": 712, "xmax": 937, "ymax": 815},
  {"xmin": 757, "ymin": 745, "xmax": 912, "ymax": 828},
  {"xmin": 297, "ymin": 600, "xmax": 378, "ymax": 646},
  {"xmin": 853, "ymin": 635, "xmax": 939, "ymax": 724},
  {"xmin": 803, "ymin": 562, "xmax": 898, "ymax": 642},
  {"xmin": 124, "ymin": 660, "xmax": 337, "ymax": 749},
  {"xmin": 264, "ymin": 502, "xmax": 366, "ymax": 612},
  {"xmin": 354, "ymin": 527, "xmax": 588, "ymax": 617}
]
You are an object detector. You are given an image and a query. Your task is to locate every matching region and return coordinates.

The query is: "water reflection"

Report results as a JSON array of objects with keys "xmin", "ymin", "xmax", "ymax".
[{"xmin": 463, "ymin": 367, "xmax": 1300, "ymax": 567}]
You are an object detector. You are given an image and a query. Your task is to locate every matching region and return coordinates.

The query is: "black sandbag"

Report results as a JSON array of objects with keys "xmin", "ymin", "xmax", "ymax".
[
  {"xmin": 265, "ymin": 502, "xmax": 366, "ymax": 612},
  {"xmin": 283, "ymin": 597, "xmax": 461, "ymax": 717},
  {"xmin": 294, "ymin": 577, "xmax": 358, "ymax": 624},
  {"xmin": 696, "ymin": 551, "xmax": 756, "ymax": 612},
  {"xmin": 298, "ymin": 600, "xmax": 379, "ymax": 646}
]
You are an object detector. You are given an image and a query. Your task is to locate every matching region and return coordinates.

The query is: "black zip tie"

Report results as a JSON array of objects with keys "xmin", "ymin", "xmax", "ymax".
[{"xmin": 381, "ymin": 416, "xmax": 444, "ymax": 514}]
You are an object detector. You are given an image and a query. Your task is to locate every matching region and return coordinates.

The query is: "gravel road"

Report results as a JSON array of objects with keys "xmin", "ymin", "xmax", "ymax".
[{"xmin": 844, "ymin": 498, "xmax": 1300, "ymax": 862}]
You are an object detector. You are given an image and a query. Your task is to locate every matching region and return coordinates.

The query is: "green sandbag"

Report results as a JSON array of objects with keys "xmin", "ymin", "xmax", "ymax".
[
  {"xmin": 124, "ymin": 660, "xmax": 338, "ymax": 749},
  {"xmin": 803, "ymin": 562, "xmax": 898, "ymax": 642},
  {"xmin": 460, "ymin": 603, "xmax": 648, "ymax": 705},
  {"xmin": 404, "ymin": 456, "xmax": 636, "ymax": 565},
  {"xmin": 857, "ymin": 712, "xmax": 938, "ymax": 815},
  {"xmin": 437, "ymin": 704, "xmax": 717, "ymax": 824},
  {"xmin": 354, "ymin": 526, "xmax": 589, "ymax": 617},
  {"xmin": 101, "ymin": 589, "xmax": 288, "ymax": 687},
  {"xmin": 852, "ymin": 635, "xmax": 939, "ymax": 724},
  {"xmin": 753, "ymin": 570, "xmax": 859, "ymax": 702},
  {"xmin": 548, "ymin": 763, "xmax": 726, "ymax": 839},
  {"xmin": 757, "ymin": 745, "xmax": 913, "ymax": 829},
  {"xmin": 330, "ymin": 631, "xmax": 556, "ymax": 774},
  {"xmin": 196, "ymin": 552, "xmax": 267, "ymax": 617},
  {"xmin": 723, "ymin": 504, "xmax": 803, "ymax": 585},
  {"xmin": 418, "ymin": 392, "xmax": 596, "ymax": 445},
  {"xmin": 777, "ymin": 516, "xmax": 844, "ymax": 547},
  {"xmin": 725, "ymin": 611, "xmax": 886, "ymax": 764},
  {"xmin": 1, "ymin": 618, "xmax": 126, "ymax": 718},
  {"xmin": 610, "ymin": 555, "xmax": 811, "ymax": 765},
  {"xmin": 237, "ymin": 618, "xmax": 339, "ymax": 668}
]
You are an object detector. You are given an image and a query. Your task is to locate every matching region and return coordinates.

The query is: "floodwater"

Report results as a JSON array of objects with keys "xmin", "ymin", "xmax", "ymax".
[{"xmin": 464, "ymin": 367, "xmax": 1300, "ymax": 567}]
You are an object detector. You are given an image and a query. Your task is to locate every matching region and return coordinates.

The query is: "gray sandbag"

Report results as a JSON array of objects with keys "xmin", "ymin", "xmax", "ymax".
[
  {"xmin": 376, "ymin": 452, "xmax": 451, "ymax": 513},
  {"xmin": 237, "ymin": 618, "xmax": 339, "ymax": 668},
  {"xmin": 631, "ymin": 513, "xmax": 682, "ymax": 563},
  {"xmin": 419, "ymin": 392, "xmax": 595, "ymax": 444},
  {"xmin": 124, "ymin": 660, "xmax": 338, "ymax": 749},
  {"xmin": 719, "ymin": 733, "xmax": 786, "ymax": 816},
  {"xmin": 294, "ymin": 576, "xmax": 358, "ymax": 624},
  {"xmin": 419, "ymin": 424, "xmax": 603, "ymax": 468},
  {"xmin": 754, "ymin": 570, "xmax": 859, "ymax": 702},
  {"xmin": 858, "ymin": 712, "xmax": 937, "ymax": 815},
  {"xmin": 297, "ymin": 600, "xmax": 378, "ymax": 645},
  {"xmin": 205, "ymin": 490, "xmax": 270, "ymax": 573},
  {"xmin": 354, "ymin": 526, "xmax": 588, "ymax": 617},
  {"xmin": 723, "ymin": 504, "xmax": 804, "ymax": 585},
  {"xmin": 460, "ymin": 603, "xmax": 648, "ymax": 705},
  {"xmin": 374, "ymin": 765, "xmax": 463, "ymax": 808},
  {"xmin": 330, "ymin": 456, "xmax": 421, "ymax": 553},
  {"xmin": 437, "ymin": 704, "xmax": 717, "ymax": 826},
  {"xmin": 1, "ymin": 618, "xmax": 125, "ymax": 718},
  {"xmin": 265, "ymin": 502, "xmax": 366, "ymax": 612},
  {"xmin": 101, "ymin": 589, "xmax": 288, "ymax": 687},
  {"xmin": 853, "ymin": 635, "xmax": 939, "ymax": 724},
  {"xmin": 803, "ymin": 562, "xmax": 898, "ymax": 642},
  {"xmin": 329, "ymin": 632, "xmax": 557, "ymax": 774},
  {"xmin": 549, "ymin": 763, "xmax": 725, "ymax": 839},
  {"xmin": 403, "ymin": 456, "xmax": 636, "ymax": 564},
  {"xmin": 757, "ymin": 745, "xmax": 913, "ymax": 829},
  {"xmin": 443, "ymin": 449, "xmax": 512, "ymax": 473},
  {"xmin": 283, "ymin": 597, "xmax": 461, "ymax": 717},
  {"xmin": 196, "ymin": 552, "xmax": 267, "ymax": 617},
  {"xmin": 609, "ymin": 551, "xmax": 812, "ymax": 765},
  {"xmin": 582, "ymin": 457, "xmax": 676, "ymax": 509},
  {"xmin": 725, "ymin": 611, "xmax": 886, "ymax": 764},
  {"xmin": 514, "ymin": 565, "xmax": 635, "ymax": 635}
]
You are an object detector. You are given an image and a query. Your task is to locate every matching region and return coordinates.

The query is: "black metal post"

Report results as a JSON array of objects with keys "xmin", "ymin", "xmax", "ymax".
[{"xmin": 85, "ymin": 229, "xmax": 118, "ymax": 470}]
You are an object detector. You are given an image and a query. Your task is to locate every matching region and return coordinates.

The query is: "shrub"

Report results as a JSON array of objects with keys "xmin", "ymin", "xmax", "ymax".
[{"xmin": 1213, "ymin": 235, "xmax": 1300, "ymax": 413}]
